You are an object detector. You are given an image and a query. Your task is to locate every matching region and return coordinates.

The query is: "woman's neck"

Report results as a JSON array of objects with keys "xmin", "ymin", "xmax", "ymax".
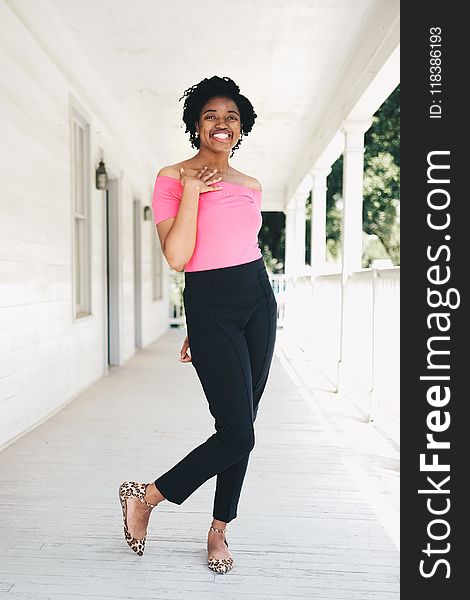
[{"xmin": 191, "ymin": 150, "xmax": 231, "ymax": 176}]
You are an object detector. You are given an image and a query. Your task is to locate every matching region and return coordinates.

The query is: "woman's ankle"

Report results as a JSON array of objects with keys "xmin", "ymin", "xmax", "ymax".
[
  {"xmin": 211, "ymin": 518, "xmax": 228, "ymax": 530},
  {"xmin": 145, "ymin": 482, "xmax": 165, "ymax": 505}
]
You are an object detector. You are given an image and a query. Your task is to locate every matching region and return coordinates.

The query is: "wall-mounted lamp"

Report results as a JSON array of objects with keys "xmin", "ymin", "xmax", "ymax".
[
  {"xmin": 143, "ymin": 206, "xmax": 153, "ymax": 221},
  {"xmin": 95, "ymin": 160, "xmax": 108, "ymax": 190}
]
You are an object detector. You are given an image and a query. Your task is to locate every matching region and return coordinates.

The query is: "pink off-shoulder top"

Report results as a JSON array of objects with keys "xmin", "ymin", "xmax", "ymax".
[{"xmin": 152, "ymin": 174, "xmax": 263, "ymax": 272}]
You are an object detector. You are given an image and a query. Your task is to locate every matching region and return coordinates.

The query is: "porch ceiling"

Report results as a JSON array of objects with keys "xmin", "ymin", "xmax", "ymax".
[{"xmin": 52, "ymin": 0, "xmax": 399, "ymax": 210}]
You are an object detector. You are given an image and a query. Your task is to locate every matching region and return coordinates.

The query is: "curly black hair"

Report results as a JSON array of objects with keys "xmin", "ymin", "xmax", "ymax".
[{"xmin": 179, "ymin": 76, "xmax": 257, "ymax": 158}]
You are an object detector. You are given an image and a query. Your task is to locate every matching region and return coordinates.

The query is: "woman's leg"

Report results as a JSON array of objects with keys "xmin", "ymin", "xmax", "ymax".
[
  {"xmin": 153, "ymin": 305, "xmax": 256, "ymax": 506},
  {"xmin": 212, "ymin": 276, "xmax": 278, "ymax": 522}
]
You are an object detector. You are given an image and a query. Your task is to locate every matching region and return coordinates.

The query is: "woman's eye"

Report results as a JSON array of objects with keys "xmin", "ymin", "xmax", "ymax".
[{"xmin": 205, "ymin": 115, "xmax": 238, "ymax": 120}]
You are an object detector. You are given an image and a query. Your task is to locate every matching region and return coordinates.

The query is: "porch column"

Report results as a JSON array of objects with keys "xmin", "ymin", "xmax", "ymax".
[
  {"xmin": 284, "ymin": 175, "xmax": 311, "ymax": 277},
  {"xmin": 310, "ymin": 167, "xmax": 331, "ymax": 278},
  {"xmin": 340, "ymin": 119, "xmax": 372, "ymax": 280},
  {"xmin": 337, "ymin": 118, "xmax": 372, "ymax": 395},
  {"xmin": 284, "ymin": 205, "xmax": 296, "ymax": 276}
]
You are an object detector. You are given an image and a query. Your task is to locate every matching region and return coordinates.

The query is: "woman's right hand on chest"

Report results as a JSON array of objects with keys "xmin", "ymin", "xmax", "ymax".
[{"xmin": 179, "ymin": 166, "xmax": 223, "ymax": 193}]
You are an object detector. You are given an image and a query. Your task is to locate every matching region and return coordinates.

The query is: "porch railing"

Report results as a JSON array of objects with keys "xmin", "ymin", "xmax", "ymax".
[
  {"xmin": 169, "ymin": 270, "xmax": 287, "ymax": 328},
  {"xmin": 168, "ymin": 266, "xmax": 400, "ymax": 422},
  {"xmin": 282, "ymin": 267, "xmax": 400, "ymax": 421}
]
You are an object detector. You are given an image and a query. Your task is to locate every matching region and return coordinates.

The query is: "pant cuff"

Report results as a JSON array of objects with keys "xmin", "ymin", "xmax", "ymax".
[{"xmin": 154, "ymin": 479, "xmax": 184, "ymax": 505}]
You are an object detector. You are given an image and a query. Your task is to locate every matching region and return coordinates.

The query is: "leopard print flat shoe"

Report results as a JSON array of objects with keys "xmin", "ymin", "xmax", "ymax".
[
  {"xmin": 207, "ymin": 526, "xmax": 234, "ymax": 574},
  {"xmin": 118, "ymin": 481, "xmax": 157, "ymax": 556}
]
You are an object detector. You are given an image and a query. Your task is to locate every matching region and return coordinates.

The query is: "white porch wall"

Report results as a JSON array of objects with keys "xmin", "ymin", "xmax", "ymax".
[{"xmin": 0, "ymin": 3, "xmax": 167, "ymax": 448}]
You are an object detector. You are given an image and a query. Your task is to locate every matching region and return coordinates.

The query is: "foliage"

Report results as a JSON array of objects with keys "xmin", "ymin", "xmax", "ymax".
[
  {"xmin": 325, "ymin": 85, "xmax": 400, "ymax": 267},
  {"xmin": 325, "ymin": 158, "xmax": 344, "ymax": 261},
  {"xmin": 258, "ymin": 212, "xmax": 285, "ymax": 274},
  {"xmin": 362, "ymin": 152, "xmax": 400, "ymax": 265}
]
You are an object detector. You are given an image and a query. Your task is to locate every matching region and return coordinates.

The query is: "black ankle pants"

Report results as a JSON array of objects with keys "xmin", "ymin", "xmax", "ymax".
[{"xmin": 154, "ymin": 257, "xmax": 277, "ymax": 523}]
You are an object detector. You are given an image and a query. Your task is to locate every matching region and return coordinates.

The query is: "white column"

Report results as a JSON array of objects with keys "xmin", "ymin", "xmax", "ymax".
[
  {"xmin": 336, "ymin": 118, "xmax": 372, "ymax": 393},
  {"xmin": 284, "ymin": 175, "xmax": 312, "ymax": 277},
  {"xmin": 284, "ymin": 205, "xmax": 296, "ymax": 276},
  {"xmin": 293, "ymin": 188, "xmax": 307, "ymax": 275},
  {"xmin": 310, "ymin": 168, "xmax": 331, "ymax": 278},
  {"xmin": 340, "ymin": 119, "xmax": 372, "ymax": 281}
]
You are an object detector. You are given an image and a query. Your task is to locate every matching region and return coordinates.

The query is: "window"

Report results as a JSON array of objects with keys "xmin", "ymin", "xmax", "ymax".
[{"xmin": 71, "ymin": 105, "xmax": 91, "ymax": 317}]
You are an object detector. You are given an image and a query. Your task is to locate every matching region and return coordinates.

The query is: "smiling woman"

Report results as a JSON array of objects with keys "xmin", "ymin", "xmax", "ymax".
[
  {"xmin": 179, "ymin": 75, "xmax": 258, "ymax": 159},
  {"xmin": 119, "ymin": 75, "xmax": 277, "ymax": 576}
]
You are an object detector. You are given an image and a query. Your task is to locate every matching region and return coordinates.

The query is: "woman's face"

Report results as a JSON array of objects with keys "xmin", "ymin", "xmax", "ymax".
[{"xmin": 196, "ymin": 96, "xmax": 241, "ymax": 152}]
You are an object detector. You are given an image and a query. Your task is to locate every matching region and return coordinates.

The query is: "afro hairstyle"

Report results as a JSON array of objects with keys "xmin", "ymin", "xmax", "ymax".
[{"xmin": 179, "ymin": 75, "xmax": 257, "ymax": 158}]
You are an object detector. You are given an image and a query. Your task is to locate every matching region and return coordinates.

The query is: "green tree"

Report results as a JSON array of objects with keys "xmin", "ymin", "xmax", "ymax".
[
  {"xmin": 325, "ymin": 85, "xmax": 400, "ymax": 267},
  {"xmin": 325, "ymin": 158, "xmax": 343, "ymax": 262},
  {"xmin": 258, "ymin": 211, "xmax": 285, "ymax": 274}
]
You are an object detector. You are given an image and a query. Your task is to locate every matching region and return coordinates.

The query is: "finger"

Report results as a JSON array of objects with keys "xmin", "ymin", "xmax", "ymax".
[
  {"xmin": 202, "ymin": 168, "xmax": 217, "ymax": 180},
  {"xmin": 204, "ymin": 179, "xmax": 223, "ymax": 189},
  {"xmin": 207, "ymin": 176, "xmax": 223, "ymax": 184}
]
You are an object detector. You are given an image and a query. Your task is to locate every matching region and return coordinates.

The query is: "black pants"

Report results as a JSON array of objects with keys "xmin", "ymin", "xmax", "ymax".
[{"xmin": 154, "ymin": 257, "xmax": 277, "ymax": 523}]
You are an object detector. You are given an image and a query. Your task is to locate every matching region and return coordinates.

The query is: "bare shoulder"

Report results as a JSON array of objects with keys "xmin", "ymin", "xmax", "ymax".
[
  {"xmin": 157, "ymin": 164, "xmax": 181, "ymax": 179},
  {"xmin": 157, "ymin": 162, "xmax": 204, "ymax": 180},
  {"xmin": 230, "ymin": 168, "xmax": 262, "ymax": 191},
  {"xmin": 245, "ymin": 176, "xmax": 262, "ymax": 192}
]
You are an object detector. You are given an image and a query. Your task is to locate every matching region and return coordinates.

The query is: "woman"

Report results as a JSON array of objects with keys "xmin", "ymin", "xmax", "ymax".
[{"xmin": 119, "ymin": 76, "xmax": 277, "ymax": 574}]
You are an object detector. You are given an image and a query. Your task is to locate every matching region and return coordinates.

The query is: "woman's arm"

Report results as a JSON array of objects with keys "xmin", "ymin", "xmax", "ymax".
[
  {"xmin": 156, "ymin": 183, "xmax": 200, "ymax": 272},
  {"xmin": 155, "ymin": 166, "xmax": 222, "ymax": 271}
]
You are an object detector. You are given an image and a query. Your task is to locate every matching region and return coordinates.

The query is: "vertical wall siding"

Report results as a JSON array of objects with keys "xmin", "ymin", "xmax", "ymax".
[{"xmin": 0, "ymin": 2, "xmax": 169, "ymax": 449}]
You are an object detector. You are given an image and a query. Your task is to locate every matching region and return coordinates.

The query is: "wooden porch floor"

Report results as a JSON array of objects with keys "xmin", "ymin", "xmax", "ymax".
[{"xmin": 0, "ymin": 328, "xmax": 399, "ymax": 599}]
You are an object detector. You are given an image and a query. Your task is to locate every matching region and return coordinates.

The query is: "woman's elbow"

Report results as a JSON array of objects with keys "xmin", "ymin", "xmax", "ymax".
[
  {"xmin": 170, "ymin": 263, "xmax": 185, "ymax": 272},
  {"xmin": 162, "ymin": 240, "xmax": 191, "ymax": 272},
  {"xmin": 165, "ymin": 252, "xmax": 185, "ymax": 272}
]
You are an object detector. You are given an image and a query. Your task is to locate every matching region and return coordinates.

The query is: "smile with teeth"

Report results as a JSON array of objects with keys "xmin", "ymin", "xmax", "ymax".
[{"xmin": 211, "ymin": 132, "xmax": 232, "ymax": 141}]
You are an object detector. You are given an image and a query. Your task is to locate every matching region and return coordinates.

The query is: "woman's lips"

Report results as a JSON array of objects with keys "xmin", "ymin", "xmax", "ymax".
[{"xmin": 211, "ymin": 133, "xmax": 232, "ymax": 142}]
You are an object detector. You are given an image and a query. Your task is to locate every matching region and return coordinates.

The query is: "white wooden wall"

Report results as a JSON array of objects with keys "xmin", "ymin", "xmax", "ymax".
[{"xmin": 0, "ymin": 2, "xmax": 169, "ymax": 449}]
